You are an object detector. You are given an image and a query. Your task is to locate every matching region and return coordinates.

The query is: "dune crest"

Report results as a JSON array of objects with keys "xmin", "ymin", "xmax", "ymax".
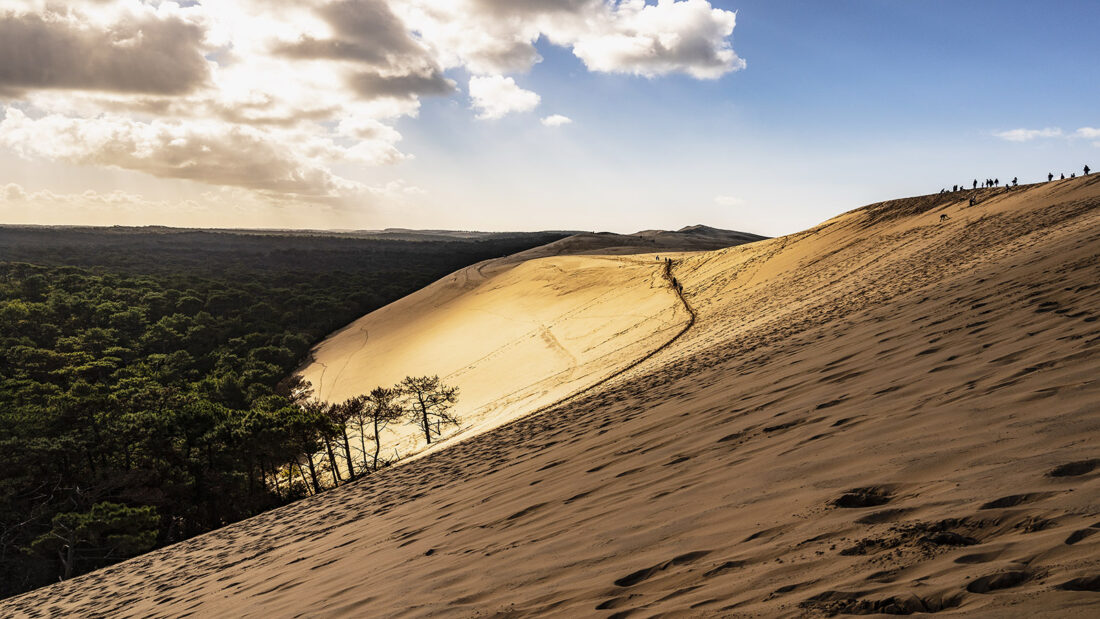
[
  {"xmin": 4, "ymin": 178, "xmax": 1099, "ymax": 617},
  {"xmin": 298, "ymin": 227, "xmax": 761, "ymax": 459}
]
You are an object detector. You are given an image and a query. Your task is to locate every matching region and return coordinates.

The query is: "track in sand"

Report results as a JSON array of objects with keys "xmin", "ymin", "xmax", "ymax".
[{"xmin": 5, "ymin": 177, "xmax": 1100, "ymax": 618}]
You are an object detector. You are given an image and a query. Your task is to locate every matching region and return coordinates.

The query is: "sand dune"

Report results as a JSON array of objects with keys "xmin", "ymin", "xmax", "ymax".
[
  {"xmin": 299, "ymin": 226, "xmax": 761, "ymax": 460},
  {"xmin": 4, "ymin": 177, "xmax": 1099, "ymax": 617}
]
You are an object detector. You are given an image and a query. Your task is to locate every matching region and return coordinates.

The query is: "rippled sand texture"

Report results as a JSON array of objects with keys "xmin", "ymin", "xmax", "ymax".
[{"xmin": 4, "ymin": 176, "xmax": 1099, "ymax": 618}]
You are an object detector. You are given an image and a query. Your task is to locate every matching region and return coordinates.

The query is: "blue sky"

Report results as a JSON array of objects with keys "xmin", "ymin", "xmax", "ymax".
[
  {"xmin": 385, "ymin": 0, "xmax": 1100, "ymax": 235},
  {"xmin": 1, "ymin": 1, "xmax": 1097, "ymax": 235}
]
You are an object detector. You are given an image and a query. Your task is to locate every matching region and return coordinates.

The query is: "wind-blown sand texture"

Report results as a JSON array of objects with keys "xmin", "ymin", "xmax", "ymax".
[
  {"xmin": 4, "ymin": 177, "xmax": 1099, "ymax": 617},
  {"xmin": 299, "ymin": 226, "xmax": 763, "ymax": 459}
]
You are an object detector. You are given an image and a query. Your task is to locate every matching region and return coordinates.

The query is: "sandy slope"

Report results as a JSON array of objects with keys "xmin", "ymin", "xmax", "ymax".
[
  {"xmin": 4, "ymin": 177, "xmax": 1099, "ymax": 617},
  {"xmin": 298, "ymin": 227, "xmax": 761, "ymax": 460}
]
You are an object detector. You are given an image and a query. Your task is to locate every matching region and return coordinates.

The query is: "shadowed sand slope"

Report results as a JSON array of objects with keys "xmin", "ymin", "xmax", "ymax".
[
  {"xmin": 4, "ymin": 177, "xmax": 1100, "ymax": 617},
  {"xmin": 299, "ymin": 226, "xmax": 761, "ymax": 457}
]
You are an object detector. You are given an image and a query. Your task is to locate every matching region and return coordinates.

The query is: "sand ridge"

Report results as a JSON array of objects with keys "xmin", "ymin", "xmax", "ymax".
[
  {"xmin": 298, "ymin": 227, "xmax": 755, "ymax": 462},
  {"xmin": 3, "ymin": 176, "xmax": 1099, "ymax": 617}
]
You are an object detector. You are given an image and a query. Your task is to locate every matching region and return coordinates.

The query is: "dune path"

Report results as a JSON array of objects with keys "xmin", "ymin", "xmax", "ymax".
[
  {"xmin": 4, "ymin": 177, "xmax": 1100, "ymax": 617},
  {"xmin": 295, "ymin": 228, "xmax": 739, "ymax": 462}
]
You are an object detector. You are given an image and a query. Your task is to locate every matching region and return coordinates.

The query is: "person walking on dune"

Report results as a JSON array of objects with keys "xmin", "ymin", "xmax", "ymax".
[
  {"xmin": 1086, "ymin": 165, "xmax": 1091, "ymax": 175},
  {"xmin": 1048, "ymin": 172, "xmax": 1054, "ymax": 182},
  {"xmin": 973, "ymin": 179, "xmax": 978, "ymax": 189}
]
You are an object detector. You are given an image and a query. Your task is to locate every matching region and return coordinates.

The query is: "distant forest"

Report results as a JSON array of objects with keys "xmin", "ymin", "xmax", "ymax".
[{"xmin": 0, "ymin": 226, "xmax": 567, "ymax": 598}]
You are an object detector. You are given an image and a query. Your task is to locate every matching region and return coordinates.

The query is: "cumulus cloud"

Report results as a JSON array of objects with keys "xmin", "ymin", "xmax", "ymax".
[
  {"xmin": 275, "ymin": 0, "xmax": 424, "ymax": 66},
  {"xmin": 994, "ymin": 127, "xmax": 1063, "ymax": 142},
  {"xmin": 1074, "ymin": 127, "xmax": 1100, "ymax": 140},
  {"xmin": 349, "ymin": 69, "xmax": 456, "ymax": 100},
  {"xmin": 0, "ymin": 5, "xmax": 210, "ymax": 95},
  {"xmin": 469, "ymin": 75, "xmax": 540, "ymax": 119},
  {"xmin": 396, "ymin": 0, "xmax": 744, "ymax": 79},
  {"xmin": 541, "ymin": 114, "xmax": 573, "ymax": 127},
  {"xmin": 0, "ymin": 0, "xmax": 746, "ymax": 214},
  {"xmin": 0, "ymin": 107, "xmax": 387, "ymax": 201},
  {"xmin": 570, "ymin": 0, "xmax": 745, "ymax": 78},
  {"xmin": 1, "ymin": 182, "xmax": 27, "ymax": 201}
]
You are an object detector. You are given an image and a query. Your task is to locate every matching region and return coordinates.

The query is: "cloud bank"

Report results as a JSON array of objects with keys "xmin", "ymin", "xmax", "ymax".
[
  {"xmin": 994, "ymin": 126, "xmax": 1100, "ymax": 146},
  {"xmin": 0, "ymin": 0, "xmax": 746, "ymax": 213}
]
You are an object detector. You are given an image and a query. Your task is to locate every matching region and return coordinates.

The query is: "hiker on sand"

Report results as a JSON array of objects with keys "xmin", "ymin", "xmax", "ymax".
[
  {"xmin": 1061, "ymin": 173, "xmax": 1066, "ymax": 180},
  {"xmin": 969, "ymin": 197, "xmax": 976, "ymax": 206},
  {"xmin": 1012, "ymin": 177, "xmax": 1018, "ymax": 186},
  {"xmin": 973, "ymin": 179, "xmax": 978, "ymax": 189},
  {"xmin": 1048, "ymin": 172, "xmax": 1054, "ymax": 182},
  {"xmin": 1086, "ymin": 165, "xmax": 1091, "ymax": 175}
]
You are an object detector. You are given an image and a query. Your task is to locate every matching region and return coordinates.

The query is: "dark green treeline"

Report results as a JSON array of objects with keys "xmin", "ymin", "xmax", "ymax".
[{"xmin": 0, "ymin": 227, "xmax": 565, "ymax": 598}]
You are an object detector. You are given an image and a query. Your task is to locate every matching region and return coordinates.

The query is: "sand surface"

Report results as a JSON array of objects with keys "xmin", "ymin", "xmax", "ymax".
[
  {"xmin": 298, "ymin": 227, "xmax": 759, "ymax": 460},
  {"xmin": 4, "ymin": 177, "xmax": 1099, "ymax": 617}
]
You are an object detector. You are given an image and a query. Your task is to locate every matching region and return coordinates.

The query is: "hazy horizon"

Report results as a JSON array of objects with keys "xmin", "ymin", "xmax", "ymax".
[{"xmin": 2, "ymin": 0, "xmax": 1097, "ymax": 237}]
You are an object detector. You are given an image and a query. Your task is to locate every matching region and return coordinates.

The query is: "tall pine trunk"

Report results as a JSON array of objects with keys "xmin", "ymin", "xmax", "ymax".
[
  {"xmin": 323, "ymin": 436, "xmax": 342, "ymax": 485},
  {"xmin": 340, "ymin": 427, "xmax": 355, "ymax": 480},
  {"xmin": 418, "ymin": 393, "xmax": 431, "ymax": 443},
  {"xmin": 298, "ymin": 455, "xmax": 320, "ymax": 494},
  {"xmin": 359, "ymin": 419, "xmax": 370, "ymax": 472},
  {"xmin": 372, "ymin": 416, "xmax": 382, "ymax": 469}
]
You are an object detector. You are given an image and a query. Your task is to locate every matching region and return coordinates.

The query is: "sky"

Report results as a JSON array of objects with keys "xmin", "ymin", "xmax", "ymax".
[{"xmin": 0, "ymin": 0, "xmax": 1097, "ymax": 236}]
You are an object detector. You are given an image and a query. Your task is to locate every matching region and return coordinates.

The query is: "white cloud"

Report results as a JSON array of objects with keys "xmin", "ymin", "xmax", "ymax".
[
  {"xmin": 469, "ymin": 75, "xmax": 540, "ymax": 120},
  {"xmin": 541, "ymin": 114, "xmax": 572, "ymax": 127},
  {"xmin": 994, "ymin": 127, "xmax": 1063, "ymax": 142},
  {"xmin": 714, "ymin": 195, "xmax": 744, "ymax": 207},
  {"xmin": 395, "ymin": 0, "xmax": 744, "ymax": 79},
  {"xmin": 570, "ymin": 0, "xmax": 745, "ymax": 79},
  {"xmin": 0, "ymin": 107, "xmax": 390, "ymax": 202},
  {"xmin": 993, "ymin": 126, "xmax": 1100, "ymax": 147},
  {"xmin": 0, "ymin": 0, "xmax": 745, "ymax": 214}
]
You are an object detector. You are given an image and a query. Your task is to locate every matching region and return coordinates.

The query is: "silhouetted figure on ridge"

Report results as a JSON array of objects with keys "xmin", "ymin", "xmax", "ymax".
[
  {"xmin": 1012, "ymin": 177, "xmax": 1018, "ymax": 186},
  {"xmin": 1048, "ymin": 172, "xmax": 1054, "ymax": 182},
  {"xmin": 1061, "ymin": 173, "xmax": 1066, "ymax": 180},
  {"xmin": 1086, "ymin": 165, "xmax": 1091, "ymax": 175},
  {"xmin": 973, "ymin": 179, "xmax": 978, "ymax": 189}
]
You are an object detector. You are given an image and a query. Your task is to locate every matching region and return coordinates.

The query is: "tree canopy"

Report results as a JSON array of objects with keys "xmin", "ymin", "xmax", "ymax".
[{"xmin": 0, "ymin": 226, "xmax": 561, "ymax": 598}]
